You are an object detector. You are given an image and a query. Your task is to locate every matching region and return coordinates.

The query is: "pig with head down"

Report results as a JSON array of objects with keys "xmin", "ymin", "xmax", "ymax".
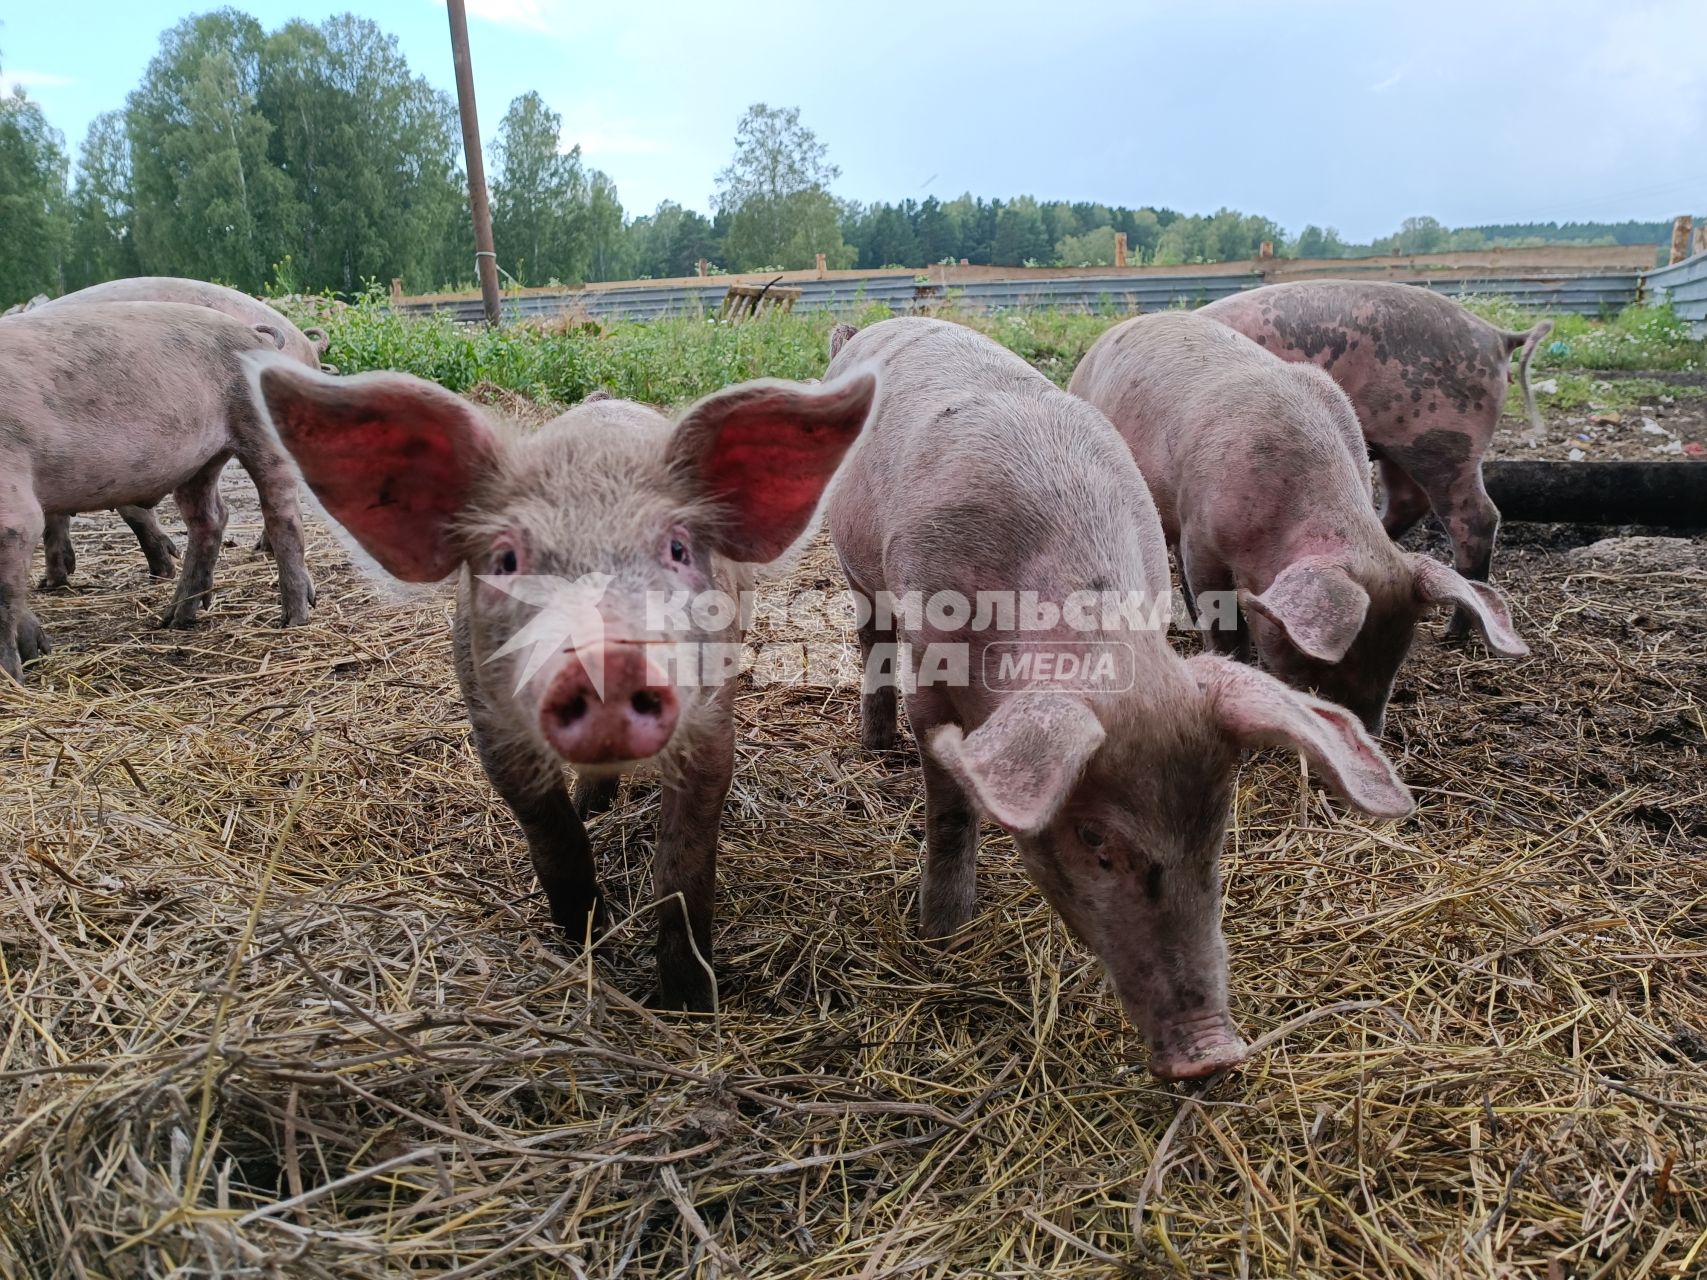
[
  {"xmin": 1200, "ymin": 280, "xmax": 1552, "ymax": 638},
  {"xmin": 826, "ymin": 317, "xmax": 1413, "ymax": 1080},
  {"xmin": 0, "ymin": 301, "xmax": 315, "ymax": 681},
  {"xmin": 24, "ymin": 277, "xmax": 333, "ymax": 589},
  {"xmin": 249, "ymin": 360, "xmax": 878, "ymax": 1010},
  {"xmin": 1070, "ymin": 312, "xmax": 1529, "ymax": 734}
]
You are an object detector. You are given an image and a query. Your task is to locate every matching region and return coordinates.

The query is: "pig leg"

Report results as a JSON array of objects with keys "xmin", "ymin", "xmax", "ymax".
[
  {"xmin": 159, "ymin": 455, "xmax": 231, "ymax": 628},
  {"xmin": 573, "ymin": 775, "xmax": 621, "ymax": 820},
  {"xmin": 857, "ymin": 611, "xmax": 900, "ymax": 752},
  {"xmin": 117, "ymin": 504, "xmax": 180, "ymax": 579},
  {"xmin": 913, "ymin": 689, "xmax": 981, "ymax": 944},
  {"xmin": 1182, "ymin": 548, "xmax": 1249, "ymax": 661},
  {"xmin": 0, "ymin": 476, "xmax": 48, "ymax": 682},
  {"xmin": 237, "ymin": 443, "xmax": 315, "ymax": 626},
  {"xmin": 1375, "ymin": 459, "xmax": 1432, "ymax": 540},
  {"xmin": 1434, "ymin": 465, "xmax": 1500, "ymax": 641},
  {"xmin": 650, "ymin": 687, "xmax": 735, "ymax": 1011},
  {"xmin": 453, "ymin": 617, "xmax": 605, "ymax": 940},
  {"xmin": 38, "ymin": 513, "xmax": 75, "ymax": 590}
]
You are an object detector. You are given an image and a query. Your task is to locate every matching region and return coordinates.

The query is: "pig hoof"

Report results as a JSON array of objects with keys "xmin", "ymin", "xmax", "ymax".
[
  {"xmin": 550, "ymin": 899, "xmax": 608, "ymax": 946},
  {"xmin": 159, "ymin": 601, "xmax": 206, "ymax": 629},
  {"xmin": 18, "ymin": 618, "xmax": 51, "ymax": 662},
  {"xmin": 648, "ymin": 985, "xmax": 715, "ymax": 1014},
  {"xmin": 37, "ymin": 573, "xmax": 70, "ymax": 592},
  {"xmin": 1148, "ymin": 1024, "xmax": 1249, "ymax": 1082},
  {"xmin": 254, "ymin": 532, "xmax": 273, "ymax": 556}
]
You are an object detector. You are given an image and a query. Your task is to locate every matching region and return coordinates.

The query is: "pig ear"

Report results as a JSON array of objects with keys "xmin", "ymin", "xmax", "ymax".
[
  {"xmin": 929, "ymin": 695, "xmax": 1105, "ymax": 835},
  {"xmin": 1408, "ymin": 555, "xmax": 1529, "ymax": 656},
  {"xmin": 1237, "ymin": 558, "xmax": 1368, "ymax": 663},
  {"xmin": 1190, "ymin": 654, "xmax": 1413, "ymax": 819},
  {"xmin": 250, "ymin": 360, "xmax": 500, "ymax": 583},
  {"xmin": 666, "ymin": 368, "xmax": 878, "ymax": 563}
]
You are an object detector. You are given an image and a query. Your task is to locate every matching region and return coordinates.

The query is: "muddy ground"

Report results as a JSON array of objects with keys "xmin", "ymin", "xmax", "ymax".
[{"xmin": 1498, "ymin": 370, "xmax": 1707, "ymax": 462}]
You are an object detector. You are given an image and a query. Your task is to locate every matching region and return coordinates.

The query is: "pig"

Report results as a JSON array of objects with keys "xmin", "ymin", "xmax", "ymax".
[
  {"xmin": 1199, "ymin": 281, "xmax": 1553, "ymax": 638},
  {"xmin": 25, "ymin": 277, "xmax": 333, "ymax": 588},
  {"xmin": 825, "ymin": 317, "xmax": 1413, "ymax": 1080},
  {"xmin": 1069, "ymin": 311, "xmax": 1529, "ymax": 733},
  {"xmin": 0, "ymin": 302, "xmax": 316, "ymax": 681},
  {"xmin": 249, "ymin": 359, "xmax": 878, "ymax": 1010}
]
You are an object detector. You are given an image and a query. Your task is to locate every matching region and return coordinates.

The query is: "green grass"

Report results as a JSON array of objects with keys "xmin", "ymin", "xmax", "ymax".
[
  {"xmin": 287, "ymin": 290, "xmax": 1706, "ymax": 413},
  {"xmin": 1457, "ymin": 296, "xmax": 1703, "ymax": 372}
]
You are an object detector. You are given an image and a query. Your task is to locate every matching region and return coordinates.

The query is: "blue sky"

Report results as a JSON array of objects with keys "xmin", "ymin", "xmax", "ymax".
[{"xmin": 3, "ymin": 0, "xmax": 1703, "ymax": 242}]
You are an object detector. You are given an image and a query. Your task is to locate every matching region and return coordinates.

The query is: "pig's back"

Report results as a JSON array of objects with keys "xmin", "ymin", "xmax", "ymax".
[
  {"xmin": 0, "ymin": 302, "xmax": 270, "ymax": 509},
  {"xmin": 1074, "ymin": 310, "xmax": 1371, "ymax": 538},
  {"xmin": 828, "ymin": 317, "xmax": 1169, "ymax": 601},
  {"xmin": 1202, "ymin": 281, "xmax": 1511, "ymax": 426},
  {"xmin": 35, "ymin": 277, "xmax": 321, "ymax": 369}
]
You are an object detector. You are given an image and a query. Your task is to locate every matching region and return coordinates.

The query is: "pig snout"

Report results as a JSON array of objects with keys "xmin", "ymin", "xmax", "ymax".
[
  {"xmin": 1145, "ymin": 1009, "xmax": 1249, "ymax": 1081},
  {"xmin": 539, "ymin": 643, "xmax": 679, "ymax": 764}
]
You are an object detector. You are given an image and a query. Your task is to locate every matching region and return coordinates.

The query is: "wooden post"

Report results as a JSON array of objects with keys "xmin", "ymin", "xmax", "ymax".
[
  {"xmin": 447, "ymin": 0, "xmax": 502, "ymax": 327},
  {"xmin": 1258, "ymin": 240, "xmax": 1274, "ymax": 260},
  {"xmin": 1114, "ymin": 232, "xmax": 1128, "ymax": 268},
  {"xmin": 389, "ymin": 278, "xmax": 404, "ymax": 305},
  {"xmin": 1670, "ymin": 215, "xmax": 1692, "ymax": 265},
  {"xmin": 697, "ymin": 258, "xmax": 708, "ymax": 278},
  {"xmin": 815, "ymin": 252, "xmax": 827, "ymax": 278},
  {"xmin": 1693, "ymin": 219, "xmax": 1707, "ymax": 258}
]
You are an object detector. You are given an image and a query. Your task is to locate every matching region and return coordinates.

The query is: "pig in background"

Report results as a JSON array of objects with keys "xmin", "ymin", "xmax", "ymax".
[
  {"xmin": 0, "ymin": 301, "xmax": 316, "ymax": 682},
  {"xmin": 21, "ymin": 276, "xmax": 333, "ymax": 589},
  {"xmin": 1200, "ymin": 280, "xmax": 1552, "ymax": 638},
  {"xmin": 1070, "ymin": 311, "xmax": 1528, "ymax": 734},
  {"xmin": 250, "ymin": 358, "xmax": 878, "ymax": 1011},
  {"xmin": 827, "ymin": 316, "xmax": 1413, "ymax": 1080}
]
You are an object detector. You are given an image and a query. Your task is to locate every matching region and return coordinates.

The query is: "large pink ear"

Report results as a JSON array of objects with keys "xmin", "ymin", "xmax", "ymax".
[
  {"xmin": 250, "ymin": 359, "xmax": 500, "ymax": 582},
  {"xmin": 1409, "ymin": 555, "xmax": 1529, "ymax": 656},
  {"xmin": 666, "ymin": 368, "xmax": 878, "ymax": 563},
  {"xmin": 1238, "ymin": 557, "xmax": 1368, "ymax": 663},
  {"xmin": 929, "ymin": 695, "xmax": 1105, "ymax": 835},
  {"xmin": 1190, "ymin": 653, "xmax": 1413, "ymax": 819}
]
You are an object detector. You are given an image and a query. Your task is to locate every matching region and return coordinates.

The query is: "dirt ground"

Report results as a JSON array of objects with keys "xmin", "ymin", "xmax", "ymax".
[
  {"xmin": 1496, "ymin": 372, "xmax": 1707, "ymax": 463},
  {"xmin": 1, "ymin": 451, "xmax": 1703, "ymax": 1275}
]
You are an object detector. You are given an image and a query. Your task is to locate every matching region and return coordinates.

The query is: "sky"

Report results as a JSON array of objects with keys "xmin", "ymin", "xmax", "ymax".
[{"xmin": 2, "ymin": 0, "xmax": 1703, "ymax": 242}]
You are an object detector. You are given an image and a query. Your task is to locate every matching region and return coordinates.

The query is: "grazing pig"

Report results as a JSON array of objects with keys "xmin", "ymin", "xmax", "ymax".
[
  {"xmin": 1070, "ymin": 311, "xmax": 1528, "ymax": 733},
  {"xmin": 0, "ymin": 302, "xmax": 315, "ymax": 681},
  {"xmin": 1200, "ymin": 281, "xmax": 1552, "ymax": 637},
  {"xmin": 26, "ymin": 277, "xmax": 332, "ymax": 588},
  {"xmin": 826, "ymin": 317, "xmax": 1413, "ymax": 1080},
  {"xmin": 250, "ymin": 360, "xmax": 878, "ymax": 1010}
]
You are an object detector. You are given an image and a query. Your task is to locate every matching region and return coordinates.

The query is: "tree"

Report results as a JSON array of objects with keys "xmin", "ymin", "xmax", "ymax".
[
  {"xmin": 489, "ymin": 91, "xmax": 587, "ymax": 284},
  {"xmin": 127, "ymin": 9, "xmax": 293, "ymax": 291},
  {"xmin": 0, "ymin": 77, "xmax": 70, "ymax": 303},
  {"xmin": 1055, "ymin": 225, "xmax": 1117, "ymax": 268},
  {"xmin": 715, "ymin": 103, "xmax": 852, "ymax": 271},
  {"xmin": 1292, "ymin": 224, "xmax": 1346, "ymax": 259},
  {"xmin": 259, "ymin": 15, "xmax": 465, "ymax": 293},
  {"xmin": 628, "ymin": 200, "xmax": 718, "ymax": 278},
  {"xmin": 66, "ymin": 111, "xmax": 139, "ymax": 289},
  {"xmin": 992, "ymin": 196, "xmax": 1052, "ymax": 266}
]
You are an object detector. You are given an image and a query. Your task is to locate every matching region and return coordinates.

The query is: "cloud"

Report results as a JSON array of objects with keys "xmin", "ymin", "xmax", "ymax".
[
  {"xmin": 1368, "ymin": 68, "xmax": 1404, "ymax": 93},
  {"xmin": 0, "ymin": 69, "xmax": 74, "ymax": 95}
]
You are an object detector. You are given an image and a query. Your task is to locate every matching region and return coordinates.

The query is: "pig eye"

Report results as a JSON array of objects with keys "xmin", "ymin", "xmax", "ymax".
[
  {"xmin": 492, "ymin": 543, "xmax": 520, "ymax": 575},
  {"xmin": 669, "ymin": 537, "xmax": 691, "ymax": 566},
  {"xmin": 1076, "ymin": 822, "xmax": 1106, "ymax": 850}
]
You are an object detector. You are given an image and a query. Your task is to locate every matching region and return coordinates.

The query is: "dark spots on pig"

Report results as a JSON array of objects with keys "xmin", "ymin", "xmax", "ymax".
[
  {"xmin": 1144, "ymin": 863, "xmax": 1164, "ymax": 902},
  {"xmin": 1388, "ymin": 428, "xmax": 1473, "ymax": 480},
  {"xmin": 1088, "ymin": 574, "xmax": 1111, "ymax": 593},
  {"xmin": 371, "ymin": 475, "xmax": 402, "ymax": 509}
]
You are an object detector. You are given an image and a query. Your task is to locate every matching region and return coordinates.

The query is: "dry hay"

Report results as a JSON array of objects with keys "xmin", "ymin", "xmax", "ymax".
[{"xmin": 0, "ymin": 480, "xmax": 1703, "ymax": 1279}]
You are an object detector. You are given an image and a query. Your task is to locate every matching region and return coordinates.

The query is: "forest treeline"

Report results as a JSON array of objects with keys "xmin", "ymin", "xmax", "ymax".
[{"xmin": 0, "ymin": 7, "xmax": 1674, "ymax": 304}]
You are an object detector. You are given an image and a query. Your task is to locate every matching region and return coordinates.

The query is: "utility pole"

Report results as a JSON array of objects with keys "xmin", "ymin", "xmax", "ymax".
[{"xmin": 447, "ymin": 0, "xmax": 502, "ymax": 327}]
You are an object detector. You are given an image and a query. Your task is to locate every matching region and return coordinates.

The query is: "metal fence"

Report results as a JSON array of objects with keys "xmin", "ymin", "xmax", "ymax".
[
  {"xmin": 1645, "ymin": 252, "xmax": 1707, "ymax": 338},
  {"xmin": 396, "ymin": 269, "xmax": 1645, "ymax": 325}
]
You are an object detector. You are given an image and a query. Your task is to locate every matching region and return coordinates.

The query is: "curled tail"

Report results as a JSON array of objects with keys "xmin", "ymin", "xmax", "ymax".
[
  {"xmin": 829, "ymin": 322, "xmax": 858, "ymax": 360},
  {"xmin": 302, "ymin": 325, "xmax": 331, "ymax": 355},
  {"xmin": 1503, "ymin": 319, "xmax": 1553, "ymax": 434},
  {"xmin": 253, "ymin": 322, "xmax": 287, "ymax": 351}
]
